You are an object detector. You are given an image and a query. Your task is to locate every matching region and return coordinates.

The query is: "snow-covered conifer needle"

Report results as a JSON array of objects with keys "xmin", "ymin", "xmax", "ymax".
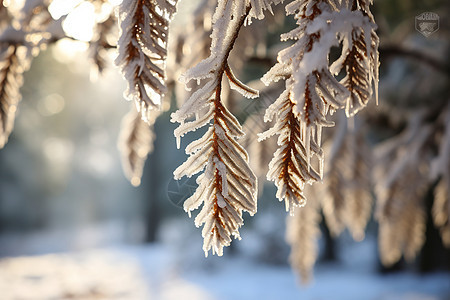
[
  {"xmin": 331, "ymin": 0, "xmax": 379, "ymax": 115},
  {"xmin": 89, "ymin": 11, "xmax": 117, "ymax": 77},
  {"xmin": 172, "ymin": 2, "xmax": 257, "ymax": 257},
  {"xmin": 431, "ymin": 104, "xmax": 450, "ymax": 247},
  {"xmin": 322, "ymin": 114, "xmax": 373, "ymax": 241},
  {"xmin": 115, "ymin": 0, "xmax": 177, "ymax": 121},
  {"xmin": 118, "ymin": 105, "xmax": 157, "ymax": 187},
  {"xmin": 0, "ymin": 0, "xmax": 64, "ymax": 149},
  {"xmin": 286, "ymin": 188, "xmax": 321, "ymax": 283},
  {"xmin": 259, "ymin": 89, "xmax": 323, "ymax": 214},
  {"xmin": 261, "ymin": 0, "xmax": 378, "ymax": 213},
  {"xmin": 261, "ymin": 0, "xmax": 344, "ymax": 213},
  {"xmin": 0, "ymin": 45, "xmax": 31, "ymax": 148},
  {"xmin": 433, "ymin": 178, "xmax": 450, "ymax": 247},
  {"xmin": 375, "ymin": 114, "xmax": 431, "ymax": 266}
]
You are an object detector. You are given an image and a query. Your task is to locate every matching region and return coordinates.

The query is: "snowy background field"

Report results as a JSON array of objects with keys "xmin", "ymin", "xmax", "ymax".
[
  {"xmin": 0, "ymin": 219, "xmax": 449, "ymax": 300},
  {"xmin": 0, "ymin": 243, "xmax": 449, "ymax": 300},
  {"xmin": 0, "ymin": 245, "xmax": 450, "ymax": 300}
]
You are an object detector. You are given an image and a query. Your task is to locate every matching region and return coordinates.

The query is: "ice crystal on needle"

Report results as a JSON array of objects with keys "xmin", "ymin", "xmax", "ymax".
[{"xmin": 330, "ymin": 0, "xmax": 379, "ymax": 116}]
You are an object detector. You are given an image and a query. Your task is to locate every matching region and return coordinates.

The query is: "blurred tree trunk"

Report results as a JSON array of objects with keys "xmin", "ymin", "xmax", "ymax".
[
  {"xmin": 320, "ymin": 217, "xmax": 336, "ymax": 262},
  {"xmin": 419, "ymin": 187, "xmax": 450, "ymax": 272},
  {"xmin": 143, "ymin": 121, "xmax": 162, "ymax": 243}
]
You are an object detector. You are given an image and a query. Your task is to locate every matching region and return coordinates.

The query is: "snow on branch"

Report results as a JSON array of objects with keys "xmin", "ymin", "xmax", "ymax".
[
  {"xmin": 260, "ymin": 0, "xmax": 342, "ymax": 213},
  {"xmin": 115, "ymin": 0, "xmax": 178, "ymax": 121},
  {"xmin": 259, "ymin": 89, "xmax": 323, "ymax": 214},
  {"xmin": 167, "ymin": 0, "xmax": 216, "ymax": 109},
  {"xmin": 260, "ymin": 0, "xmax": 378, "ymax": 213},
  {"xmin": 321, "ymin": 113, "xmax": 373, "ymax": 241},
  {"xmin": 331, "ymin": 0, "xmax": 379, "ymax": 115},
  {"xmin": 172, "ymin": 2, "xmax": 258, "ymax": 257},
  {"xmin": 249, "ymin": 0, "xmax": 283, "ymax": 20}
]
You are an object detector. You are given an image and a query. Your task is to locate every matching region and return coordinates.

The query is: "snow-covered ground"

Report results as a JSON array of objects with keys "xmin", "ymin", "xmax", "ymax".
[{"xmin": 0, "ymin": 243, "xmax": 449, "ymax": 300}]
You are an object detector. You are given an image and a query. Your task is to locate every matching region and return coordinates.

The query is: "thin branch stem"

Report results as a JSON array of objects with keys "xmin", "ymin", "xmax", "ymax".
[{"xmin": 379, "ymin": 45, "xmax": 449, "ymax": 75}]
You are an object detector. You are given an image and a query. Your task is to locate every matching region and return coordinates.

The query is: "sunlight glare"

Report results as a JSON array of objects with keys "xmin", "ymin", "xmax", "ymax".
[
  {"xmin": 48, "ymin": 0, "xmax": 83, "ymax": 20},
  {"xmin": 2, "ymin": 0, "xmax": 23, "ymax": 13},
  {"xmin": 37, "ymin": 93, "xmax": 66, "ymax": 116},
  {"xmin": 43, "ymin": 138, "xmax": 74, "ymax": 166},
  {"xmin": 52, "ymin": 39, "xmax": 88, "ymax": 63},
  {"xmin": 62, "ymin": 2, "xmax": 96, "ymax": 42}
]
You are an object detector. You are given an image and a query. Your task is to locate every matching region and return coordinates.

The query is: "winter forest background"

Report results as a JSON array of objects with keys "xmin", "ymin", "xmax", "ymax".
[{"xmin": 0, "ymin": 0, "xmax": 449, "ymax": 299}]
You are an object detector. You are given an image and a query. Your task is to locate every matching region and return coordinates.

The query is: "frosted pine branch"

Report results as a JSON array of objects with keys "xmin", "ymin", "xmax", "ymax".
[
  {"xmin": 375, "ymin": 113, "xmax": 431, "ymax": 265},
  {"xmin": 321, "ymin": 116, "xmax": 348, "ymax": 236},
  {"xmin": 0, "ymin": 45, "xmax": 31, "ymax": 148},
  {"xmin": 322, "ymin": 114, "xmax": 373, "ymax": 241},
  {"xmin": 259, "ymin": 89, "xmax": 323, "ymax": 214},
  {"xmin": 260, "ymin": 0, "xmax": 342, "ymax": 212},
  {"xmin": 377, "ymin": 175, "xmax": 426, "ymax": 266},
  {"xmin": 89, "ymin": 11, "xmax": 117, "ymax": 77},
  {"xmin": 341, "ymin": 126, "xmax": 372, "ymax": 241},
  {"xmin": 433, "ymin": 179, "xmax": 450, "ymax": 247},
  {"xmin": 0, "ymin": 0, "xmax": 65, "ymax": 149},
  {"xmin": 431, "ymin": 104, "xmax": 450, "ymax": 247},
  {"xmin": 167, "ymin": 0, "xmax": 216, "ymax": 109},
  {"xmin": 168, "ymin": 0, "xmax": 274, "ymax": 110},
  {"xmin": 172, "ymin": 2, "xmax": 258, "ymax": 256},
  {"xmin": 261, "ymin": 0, "xmax": 378, "ymax": 213},
  {"xmin": 331, "ymin": 0, "xmax": 379, "ymax": 115},
  {"xmin": 286, "ymin": 187, "xmax": 321, "ymax": 283},
  {"xmin": 115, "ymin": 0, "xmax": 177, "ymax": 121},
  {"xmin": 118, "ymin": 105, "xmax": 157, "ymax": 187}
]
